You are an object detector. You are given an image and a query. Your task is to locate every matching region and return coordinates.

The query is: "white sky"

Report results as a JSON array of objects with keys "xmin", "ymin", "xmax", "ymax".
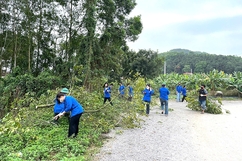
[{"xmin": 127, "ymin": 0, "xmax": 242, "ymax": 56}]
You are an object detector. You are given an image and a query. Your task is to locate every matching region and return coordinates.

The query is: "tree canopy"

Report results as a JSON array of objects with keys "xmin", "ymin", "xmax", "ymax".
[{"xmin": 0, "ymin": 0, "xmax": 143, "ymax": 84}]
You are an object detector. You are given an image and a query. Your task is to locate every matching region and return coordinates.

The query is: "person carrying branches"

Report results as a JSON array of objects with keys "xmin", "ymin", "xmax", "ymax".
[
  {"xmin": 181, "ymin": 85, "xmax": 187, "ymax": 102},
  {"xmin": 198, "ymin": 85, "xmax": 208, "ymax": 114}
]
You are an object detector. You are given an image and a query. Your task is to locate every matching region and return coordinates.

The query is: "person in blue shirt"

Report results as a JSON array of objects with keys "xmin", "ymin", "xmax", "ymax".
[
  {"xmin": 159, "ymin": 83, "xmax": 170, "ymax": 116},
  {"xmin": 54, "ymin": 93, "xmax": 84, "ymax": 138},
  {"xmin": 176, "ymin": 83, "xmax": 182, "ymax": 102},
  {"xmin": 53, "ymin": 88, "xmax": 70, "ymax": 123},
  {"xmin": 127, "ymin": 83, "xmax": 134, "ymax": 101},
  {"xmin": 142, "ymin": 84, "xmax": 154, "ymax": 114},
  {"xmin": 181, "ymin": 85, "xmax": 187, "ymax": 102},
  {"xmin": 118, "ymin": 83, "xmax": 125, "ymax": 98},
  {"xmin": 103, "ymin": 82, "xmax": 113, "ymax": 106},
  {"xmin": 54, "ymin": 99, "xmax": 65, "ymax": 117}
]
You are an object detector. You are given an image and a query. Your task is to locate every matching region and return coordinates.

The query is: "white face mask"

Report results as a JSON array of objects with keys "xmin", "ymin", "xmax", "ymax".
[{"xmin": 59, "ymin": 96, "xmax": 65, "ymax": 102}]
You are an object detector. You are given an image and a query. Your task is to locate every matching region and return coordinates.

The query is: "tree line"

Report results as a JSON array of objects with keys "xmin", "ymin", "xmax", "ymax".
[{"xmin": 0, "ymin": 0, "xmax": 145, "ymax": 86}]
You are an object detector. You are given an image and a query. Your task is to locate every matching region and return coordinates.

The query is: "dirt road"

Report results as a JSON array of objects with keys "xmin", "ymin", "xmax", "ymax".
[{"xmin": 93, "ymin": 100, "xmax": 242, "ymax": 161}]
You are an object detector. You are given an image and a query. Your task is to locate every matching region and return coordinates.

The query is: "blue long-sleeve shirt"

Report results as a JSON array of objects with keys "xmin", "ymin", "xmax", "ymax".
[
  {"xmin": 176, "ymin": 85, "xmax": 182, "ymax": 93},
  {"xmin": 104, "ymin": 87, "xmax": 111, "ymax": 98},
  {"xmin": 119, "ymin": 85, "xmax": 125, "ymax": 95},
  {"xmin": 182, "ymin": 87, "xmax": 187, "ymax": 96},
  {"xmin": 142, "ymin": 88, "xmax": 154, "ymax": 102},
  {"xmin": 62, "ymin": 96, "xmax": 84, "ymax": 117},
  {"xmin": 159, "ymin": 87, "xmax": 170, "ymax": 100},
  {"xmin": 53, "ymin": 100, "xmax": 64, "ymax": 113},
  {"xmin": 128, "ymin": 86, "xmax": 133, "ymax": 96}
]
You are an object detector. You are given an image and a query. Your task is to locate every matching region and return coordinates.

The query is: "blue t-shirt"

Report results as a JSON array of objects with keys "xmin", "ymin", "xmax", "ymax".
[
  {"xmin": 159, "ymin": 87, "xmax": 170, "ymax": 100},
  {"xmin": 62, "ymin": 96, "xmax": 84, "ymax": 117}
]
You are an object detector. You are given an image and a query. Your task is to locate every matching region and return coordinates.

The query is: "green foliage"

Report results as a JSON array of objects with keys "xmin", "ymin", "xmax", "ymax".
[
  {"xmin": 0, "ymin": 71, "xmax": 62, "ymax": 117},
  {"xmin": 0, "ymin": 77, "xmax": 147, "ymax": 161},
  {"xmin": 122, "ymin": 49, "xmax": 164, "ymax": 79},
  {"xmin": 1, "ymin": 0, "xmax": 143, "ymax": 87},
  {"xmin": 186, "ymin": 91, "xmax": 223, "ymax": 114},
  {"xmin": 153, "ymin": 70, "xmax": 242, "ymax": 97},
  {"xmin": 1, "ymin": 69, "xmax": 241, "ymax": 160}
]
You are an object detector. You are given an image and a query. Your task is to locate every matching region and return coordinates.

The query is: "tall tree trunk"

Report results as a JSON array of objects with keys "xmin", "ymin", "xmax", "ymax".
[
  {"xmin": 14, "ymin": 32, "xmax": 17, "ymax": 68},
  {"xmin": 36, "ymin": 0, "xmax": 43, "ymax": 74},
  {"xmin": 83, "ymin": 0, "xmax": 96, "ymax": 87},
  {"xmin": 65, "ymin": 31, "xmax": 68, "ymax": 61},
  {"xmin": 68, "ymin": 0, "xmax": 73, "ymax": 80},
  {"xmin": 69, "ymin": 0, "xmax": 73, "ymax": 62},
  {"xmin": 0, "ymin": 32, "xmax": 8, "ymax": 77},
  {"xmin": 12, "ymin": 0, "xmax": 18, "ymax": 69},
  {"xmin": 28, "ymin": 35, "xmax": 31, "ymax": 72}
]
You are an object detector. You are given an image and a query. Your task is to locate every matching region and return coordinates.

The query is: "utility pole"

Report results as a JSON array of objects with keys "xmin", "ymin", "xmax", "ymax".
[
  {"xmin": 160, "ymin": 49, "xmax": 166, "ymax": 75},
  {"xmin": 164, "ymin": 61, "xmax": 166, "ymax": 75}
]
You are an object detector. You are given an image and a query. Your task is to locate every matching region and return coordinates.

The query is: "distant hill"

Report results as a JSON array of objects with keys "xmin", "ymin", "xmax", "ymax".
[
  {"xmin": 168, "ymin": 48, "xmax": 207, "ymax": 54},
  {"xmin": 158, "ymin": 49, "xmax": 242, "ymax": 74}
]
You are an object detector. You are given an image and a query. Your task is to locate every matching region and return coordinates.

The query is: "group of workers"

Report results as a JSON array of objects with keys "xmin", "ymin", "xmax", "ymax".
[
  {"xmin": 54, "ymin": 82, "xmax": 207, "ymax": 138},
  {"xmin": 103, "ymin": 82, "xmax": 134, "ymax": 106},
  {"xmin": 142, "ymin": 83, "xmax": 170, "ymax": 116},
  {"xmin": 103, "ymin": 82, "xmax": 170, "ymax": 116}
]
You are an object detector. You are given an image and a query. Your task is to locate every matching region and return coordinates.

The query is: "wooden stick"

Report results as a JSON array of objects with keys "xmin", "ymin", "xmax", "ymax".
[{"xmin": 35, "ymin": 103, "xmax": 55, "ymax": 109}]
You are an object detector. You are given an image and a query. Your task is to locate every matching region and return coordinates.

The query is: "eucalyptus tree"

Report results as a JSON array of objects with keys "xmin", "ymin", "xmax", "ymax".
[
  {"xmin": 28, "ymin": 0, "xmax": 57, "ymax": 75},
  {"xmin": 0, "ymin": 0, "xmax": 58, "ymax": 75},
  {"xmin": 1, "ymin": 0, "xmax": 142, "ymax": 87},
  {"xmin": 0, "ymin": 0, "xmax": 11, "ymax": 76},
  {"xmin": 79, "ymin": 0, "xmax": 142, "ymax": 87},
  {"xmin": 0, "ymin": 0, "xmax": 29, "ymax": 73},
  {"xmin": 7, "ymin": 0, "xmax": 22, "ymax": 70},
  {"xmin": 15, "ymin": 0, "xmax": 36, "ymax": 72}
]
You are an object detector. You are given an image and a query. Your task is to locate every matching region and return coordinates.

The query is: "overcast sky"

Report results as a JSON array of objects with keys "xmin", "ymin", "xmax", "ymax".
[{"xmin": 127, "ymin": 0, "xmax": 242, "ymax": 56}]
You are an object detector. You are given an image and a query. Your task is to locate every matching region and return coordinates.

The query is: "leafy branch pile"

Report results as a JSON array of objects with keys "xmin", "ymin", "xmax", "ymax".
[{"xmin": 185, "ymin": 90, "xmax": 223, "ymax": 114}]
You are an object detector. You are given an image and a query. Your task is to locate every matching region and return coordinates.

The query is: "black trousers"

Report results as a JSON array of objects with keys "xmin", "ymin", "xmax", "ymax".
[
  {"xmin": 182, "ymin": 95, "xmax": 187, "ymax": 102},
  {"xmin": 104, "ymin": 97, "xmax": 113, "ymax": 106},
  {"xmin": 144, "ymin": 101, "xmax": 150, "ymax": 114},
  {"xmin": 68, "ymin": 113, "xmax": 82, "ymax": 137}
]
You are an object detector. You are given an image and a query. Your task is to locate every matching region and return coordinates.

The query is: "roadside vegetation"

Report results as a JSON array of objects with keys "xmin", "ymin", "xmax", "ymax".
[{"xmin": 1, "ymin": 70, "xmax": 242, "ymax": 160}]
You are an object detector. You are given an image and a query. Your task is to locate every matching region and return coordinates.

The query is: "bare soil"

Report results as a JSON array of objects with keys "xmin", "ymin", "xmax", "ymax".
[{"xmin": 93, "ymin": 100, "xmax": 242, "ymax": 161}]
